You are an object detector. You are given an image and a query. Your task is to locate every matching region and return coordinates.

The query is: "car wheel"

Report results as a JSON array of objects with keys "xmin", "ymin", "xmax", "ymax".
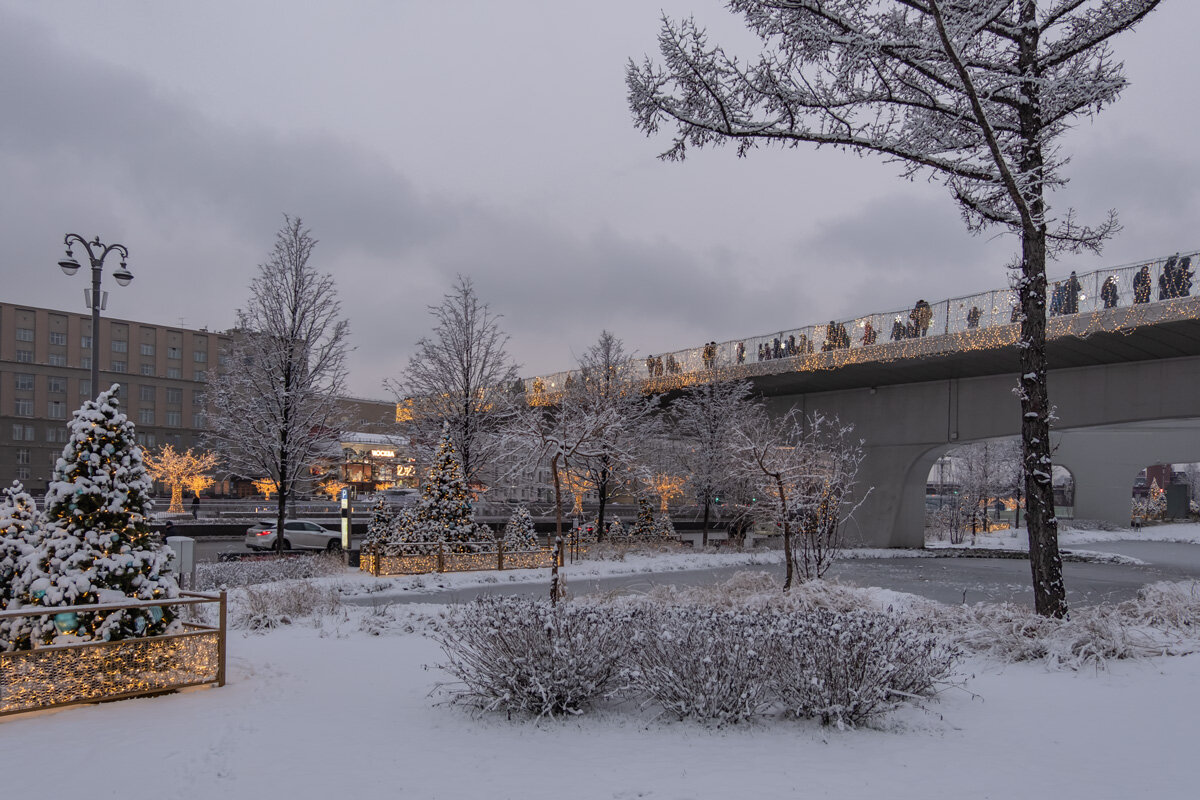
[
  {"xmin": 326, "ymin": 539, "xmax": 343, "ymax": 553},
  {"xmin": 279, "ymin": 539, "xmax": 291, "ymax": 551}
]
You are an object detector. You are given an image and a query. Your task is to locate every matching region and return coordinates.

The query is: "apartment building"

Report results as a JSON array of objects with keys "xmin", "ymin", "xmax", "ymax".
[{"xmin": 0, "ymin": 301, "xmax": 228, "ymax": 494}]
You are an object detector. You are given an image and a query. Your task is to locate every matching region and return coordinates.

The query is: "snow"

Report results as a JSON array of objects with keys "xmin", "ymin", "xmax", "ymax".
[
  {"xmin": 6, "ymin": 529, "xmax": 1200, "ymax": 797},
  {"xmin": 5, "ymin": 596, "xmax": 1198, "ymax": 799}
]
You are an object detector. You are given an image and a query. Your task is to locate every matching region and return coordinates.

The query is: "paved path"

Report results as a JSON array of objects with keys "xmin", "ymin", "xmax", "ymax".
[{"xmin": 340, "ymin": 540, "xmax": 1200, "ymax": 609}]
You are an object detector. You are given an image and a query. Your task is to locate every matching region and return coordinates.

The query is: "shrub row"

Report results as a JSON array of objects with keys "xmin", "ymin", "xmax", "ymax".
[{"xmin": 435, "ymin": 596, "xmax": 957, "ymax": 727}]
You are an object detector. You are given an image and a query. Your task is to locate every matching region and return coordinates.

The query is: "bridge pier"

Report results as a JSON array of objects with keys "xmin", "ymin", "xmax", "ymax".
[{"xmin": 849, "ymin": 444, "xmax": 944, "ymax": 549}]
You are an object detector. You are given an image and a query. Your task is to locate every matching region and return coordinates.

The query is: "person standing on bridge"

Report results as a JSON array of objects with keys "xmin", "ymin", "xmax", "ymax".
[
  {"xmin": 1062, "ymin": 271, "xmax": 1082, "ymax": 314},
  {"xmin": 911, "ymin": 300, "xmax": 932, "ymax": 336},
  {"xmin": 1133, "ymin": 265, "xmax": 1152, "ymax": 304},
  {"xmin": 1101, "ymin": 276, "xmax": 1119, "ymax": 309}
]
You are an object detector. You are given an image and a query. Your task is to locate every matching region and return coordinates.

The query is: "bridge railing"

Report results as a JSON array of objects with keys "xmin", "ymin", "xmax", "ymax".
[{"xmin": 519, "ymin": 251, "xmax": 1196, "ymax": 398}]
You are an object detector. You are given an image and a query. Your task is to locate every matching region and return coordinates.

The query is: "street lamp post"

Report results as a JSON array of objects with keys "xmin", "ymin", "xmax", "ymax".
[{"xmin": 57, "ymin": 234, "xmax": 133, "ymax": 398}]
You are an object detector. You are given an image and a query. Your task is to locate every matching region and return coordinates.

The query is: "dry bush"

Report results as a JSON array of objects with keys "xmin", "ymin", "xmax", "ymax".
[
  {"xmin": 231, "ymin": 580, "xmax": 344, "ymax": 630},
  {"xmin": 769, "ymin": 609, "xmax": 958, "ymax": 728},
  {"xmin": 197, "ymin": 553, "xmax": 346, "ymax": 590},
  {"xmin": 625, "ymin": 606, "xmax": 776, "ymax": 724},
  {"xmin": 435, "ymin": 597, "xmax": 639, "ymax": 718}
]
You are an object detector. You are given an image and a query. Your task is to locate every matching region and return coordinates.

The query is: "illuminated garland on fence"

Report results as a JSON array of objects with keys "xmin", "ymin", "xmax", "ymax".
[{"xmin": 517, "ymin": 251, "xmax": 1200, "ymax": 401}]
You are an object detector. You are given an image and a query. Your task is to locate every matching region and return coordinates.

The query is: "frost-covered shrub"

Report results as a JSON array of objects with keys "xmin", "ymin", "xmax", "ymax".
[
  {"xmin": 654, "ymin": 512, "xmax": 677, "ymax": 539},
  {"xmin": 196, "ymin": 552, "xmax": 346, "ymax": 590},
  {"xmin": 626, "ymin": 605, "xmax": 775, "ymax": 724},
  {"xmin": 770, "ymin": 609, "xmax": 957, "ymax": 728},
  {"xmin": 502, "ymin": 507, "xmax": 538, "ymax": 551},
  {"xmin": 231, "ymin": 579, "xmax": 343, "ymax": 630},
  {"xmin": 363, "ymin": 496, "xmax": 396, "ymax": 549},
  {"xmin": 436, "ymin": 597, "xmax": 638, "ymax": 718}
]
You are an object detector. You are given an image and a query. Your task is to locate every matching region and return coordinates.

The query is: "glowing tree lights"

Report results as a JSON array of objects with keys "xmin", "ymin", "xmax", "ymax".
[{"xmin": 143, "ymin": 445, "xmax": 218, "ymax": 514}]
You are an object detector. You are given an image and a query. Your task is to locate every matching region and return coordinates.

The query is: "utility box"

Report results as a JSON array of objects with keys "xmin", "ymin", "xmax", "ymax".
[
  {"xmin": 165, "ymin": 536, "xmax": 196, "ymax": 590},
  {"xmin": 1166, "ymin": 484, "xmax": 1190, "ymax": 519}
]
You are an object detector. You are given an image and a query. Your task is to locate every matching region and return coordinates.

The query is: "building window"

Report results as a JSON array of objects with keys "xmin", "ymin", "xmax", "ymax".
[
  {"xmin": 194, "ymin": 370, "xmax": 207, "ymax": 382},
  {"xmin": 12, "ymin": 424, "xmax": 34, "ymax": 441},
  {"xmin": 192, "ymin": 412, "xmax": 207, "ymax": 428},
  {"xmin": 15, "ymin": 374, "xmax": 34, "ymax": 391},
  {"xmin": 16, "ymin": 448, "xmax": 30, "ymax": 465},
  {"xmin": 111, "ymin": 360, "xmax": 127, "ymax": 373},
  {"xmin": 140, "ymin": 363, "xmax": 155, "ymax": 376},
  {"xmin": 79, "ymin": 380, "xmax": 91, "ymax": 397},
  {"xmin": 193, "ymin": 350, "xmax": 207, "ymax": 363},
  {"xmin": 167, "ymin": 346, "xmax": 181, "ymax": 359},
  {"xmin": 167, "ymin": 367, "xmax": 181, "ymax": 379},
  {"xmin": 15, "ymin": 328, "xmax": 34, "ymax": 342},
  {"xmin": 49, "ymin": 331, "xmax": 67, "ymax": 346},
  {"xmin": 136, "ymin": 432, "xmax": 157, "ymax": 448},
  {"xmin": 16, "ymin": 350, "xmax": 33, "ymax": 363},
  {"xmin": 81, "ymin": 334, "xmax": 92, "ymax": 349},
  {"xmin": 48, "ymin": 353, "xmax": 67, "ymax": 367},
  {"xmin": 46, "ymin": 427, "xmax": 68, "ymax": 443},
  {"xmin": 47, "ymin": 377, "xmax": 66, "ymax": 394},
  {"xmin": 140, "ymin": 343, "xmax": 155, "ymax": 356},
  {"xmin": 15, "ymin": 467, "xmax": 30, "ymax": 480},
  {"xmin": 81, "ymin": 356, "xmax": 92, "ymax": 370},
  {"xmin": 138, "ymin": 408, "xmax": 155, "ymax": 425},
  {"xmin": 165, "ymin": 410, "xmax": 182, "ymax": 427},
  {"xmin": 48, "ymin": 401, "xmax": 66, "ymax": 419},
  {"xmin": 139, "ymin": 385, "xmax": 156, "ymax": 402},
  {"xmin": 112, "ymin": 340, "xmax": 128, "ymax": 353},
  {"xmin": 193, "ymin": 390, "xmax": 206, "ymax": 406},
  {"xmin": 15, "ymin": 398, "xmax": 33, "ymax": 417},
  {"xmin": 166, "ymin": 388, "xmax": 183, "ymax": 404}
]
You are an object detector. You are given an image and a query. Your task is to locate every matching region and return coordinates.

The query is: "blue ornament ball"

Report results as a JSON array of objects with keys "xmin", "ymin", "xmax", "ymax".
[{"xmin": 53, "ymin": 612, "xmax": 79, "ymax": 634}]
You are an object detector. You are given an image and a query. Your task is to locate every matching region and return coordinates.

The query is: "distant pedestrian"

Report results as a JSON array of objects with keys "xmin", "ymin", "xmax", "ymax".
[
  {"xmin": 1101, "ymin": 276, "xmax": 1119, "ymax": 309},
  {"xmin": 191, "ymin": 493, "xmax": 200, "ymax": 519},
  {"xmin": 1133, "ymin": 265, "xmax": 1152, "ymax": 304},
  {"xmin": 911, "ymin": 300, "xmax": 932, "ymax": 336},
  {"xmin": 735, "ymin": 341, "xmax": 745, "ymax": 364},
  {"xmin": 966, "ymin": 306, "xmax": 982, "ymax": 329},
  {"xmin": 861, "ymin": 320, "xmax": 877, "ymax": 346},
  {"xmin": 1062, "ymin": 271, "xmax": 1081, "ymax": 314}
]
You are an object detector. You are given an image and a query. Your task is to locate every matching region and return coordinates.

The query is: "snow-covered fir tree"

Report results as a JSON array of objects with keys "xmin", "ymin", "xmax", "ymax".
[
  {"xmin": 25, "ymin": 386, "xmax": 179, "ymax": 644},
  {"xmin": 363, "ymin": 495, "xmax": 396, "ymax": 549},
  {"xmin": 414, "ymin": 425, "xmax": 477, "ymax": 552},
  {"xmin": 502, "ymin": 506, "xmax": 539, "ymax": 551},
  {"xmin": 606, "ymin": 518, "xmax": 625, "ymax": 539},
  {"xmin": 654, "ymin": 511, "xmax": 677, "ymax": 540},
  {"xmin": 0, "ymin": 482, "xmax": 42, "ymax": 651},
  {"xmin": 628, "ymin": 497, "xmax": 658, "ymax": 538}
]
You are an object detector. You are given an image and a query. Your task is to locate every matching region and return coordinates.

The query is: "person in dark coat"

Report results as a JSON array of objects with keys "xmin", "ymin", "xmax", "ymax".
[
  {"xmin": 861, "ymin": 320, "xmax": 877, "ymax": 346},
  {"xmin": 966, "ymin": 306, "xmax": 982, "ymax": 329},
  {"xmin": 1133, "ymin": 265, "xmax": 1152, "ymax": 304},
  {"xmin": 1048, "ymin": 282, "xmax": 1064, "ymax": 316},
  {"xmin": 191, "ymin": 493, "xmax": 201, "ymax": 519},
  {"xmin": 891, "ymin": 316, "xmax": 906, "ymax": 341},
  {"xmin": 735, "ymin": 341, "xmax": 745, "ymax": 364},
  {"xmin": 1159, "ymin": 255, "xmax": 1179, "ymax": 300},
  {"xmin": 1100, "ymin": 276, "xmax": 1119, "ymax": 309},
  {"xmin": 1062, "ymin": 271, "xmax": 1081, "ymax": 314},
  {"xmin": 911, "ymin": 300, "xmax": 933, "ymax": 336}
]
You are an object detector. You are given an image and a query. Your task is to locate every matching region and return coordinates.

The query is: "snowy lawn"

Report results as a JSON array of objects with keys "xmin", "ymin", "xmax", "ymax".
[
  {"xmin": 928, "ymin": 520, "xmax": 1200, "ymax": 553},
  {"xmin": 4, "ymin": 596, "xmax": 1197, "ymax": 800},
  {"xmin": 7, "ymin": 551, "xmax": 1200, "ymax": 799}
]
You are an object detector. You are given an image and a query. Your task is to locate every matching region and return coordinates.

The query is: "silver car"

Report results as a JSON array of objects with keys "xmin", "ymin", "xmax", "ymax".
[{"xmin": 245, "ymin": 519, "xmax": 342, "ymax": 552}]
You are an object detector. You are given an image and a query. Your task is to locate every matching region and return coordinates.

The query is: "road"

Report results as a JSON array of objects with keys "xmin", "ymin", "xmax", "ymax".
[{"xmin": 334, "ymin": 540, "xmax": 1200, "ymax": 609}]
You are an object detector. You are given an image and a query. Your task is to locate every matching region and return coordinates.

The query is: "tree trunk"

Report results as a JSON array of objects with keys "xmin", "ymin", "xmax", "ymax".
[
  {"xmin": 775, "ymin": 474, "xmax": 794, "ymax": 590},
  {"xmin": 701, "ymin": 494, "xmax": 710, "ymax": 549},
  {"xmin": 596, "ymin": 464, "xmax": 609, "ymax": 543},
  {"xmin": 550, "ymin": 454, "xmax": 563, "ymax": 605},
  {"xmin": 1016, "ymin": 1, "xmax": 1067, "ymax": 618}
]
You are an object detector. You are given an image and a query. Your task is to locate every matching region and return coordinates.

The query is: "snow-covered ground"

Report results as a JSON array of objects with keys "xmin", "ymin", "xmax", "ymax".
[
  {"xmin": 929, "ymin": 520, "xmax": 1200, "ymax": 550},
  {"xmin": 6, "ymin": 527, "xmax": 1200, "ymax": 799}
]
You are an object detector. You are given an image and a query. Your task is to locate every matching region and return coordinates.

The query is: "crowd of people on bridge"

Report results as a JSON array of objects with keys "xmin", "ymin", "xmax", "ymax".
[{"xmin": 638, "ymin": 254, "xmax": 1194, "ymax": 381}]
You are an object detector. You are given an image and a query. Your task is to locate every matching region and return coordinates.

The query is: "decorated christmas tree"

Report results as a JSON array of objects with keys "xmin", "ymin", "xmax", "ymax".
[
  {"xmin": 383, "ymin": 506, "xmax": 435, "ymax": 555},
  {"xmin": 25, "ymin": 386, "xmax": 179, "ymax": 644},
  {"xmin": 503, "ymin": 506, "xmax": 539, "ymax": 552},
  {"xmin": 363, "ymin": 495, "xmax": 396, "ymax": 549},
  {"xmin": 628, "ymin": 497, "xmax": 658, "ymax": 538},
  {"xmin": 654, "ymin": 511, "xmax": 677, "ymax": 539},
  {"xmin": 413, "ymin": 425, "xmax": 477, "ymax": 552},
  {"xmin": 0, "ymin": 482, "xmax": 43, "ymax": 651}
]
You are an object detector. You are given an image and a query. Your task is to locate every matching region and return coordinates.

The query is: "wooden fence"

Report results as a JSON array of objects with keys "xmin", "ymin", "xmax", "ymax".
[{"xmin": 361, "ymin": 541, "xmax": 562, "ymax": 577}]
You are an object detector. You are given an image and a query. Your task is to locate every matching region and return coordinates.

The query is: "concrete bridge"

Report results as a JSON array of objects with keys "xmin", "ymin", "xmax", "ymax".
[{"xmin": 523, "ymin": 251, "xmax": 1200, "ymax": 547}]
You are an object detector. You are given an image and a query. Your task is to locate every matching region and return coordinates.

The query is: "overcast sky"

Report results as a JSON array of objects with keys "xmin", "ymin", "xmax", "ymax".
[{"xmin": 1, "ymin": 1, "xmax": 1196, "ymax": 399}]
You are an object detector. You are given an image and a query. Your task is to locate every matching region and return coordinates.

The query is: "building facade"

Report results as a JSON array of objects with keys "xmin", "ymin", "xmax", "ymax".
[{"xmin": 0, "ymin": 301, "xmax": 229, "ymax": 494}]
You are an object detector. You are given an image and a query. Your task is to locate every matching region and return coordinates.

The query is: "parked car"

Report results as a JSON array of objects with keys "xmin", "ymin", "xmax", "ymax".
[{"xmin": 245, "ymin": 519, "xmax": 342, "ymax": 552}]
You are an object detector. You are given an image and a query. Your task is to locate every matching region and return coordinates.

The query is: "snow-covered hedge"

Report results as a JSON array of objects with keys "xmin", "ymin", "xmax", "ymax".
[
  {"xmin": 436, "ymin": 591, "xmax": 956, "ymax": 726},
  {"xmin": 196, "ymin": 552, "xmax": 347, "ymax": 590},
  {"xmin": 436, "ymin": 596, "xmax": 638, "ymax": 718}
]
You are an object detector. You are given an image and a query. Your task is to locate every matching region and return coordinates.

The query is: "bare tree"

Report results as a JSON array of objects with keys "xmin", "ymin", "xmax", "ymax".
[
  {"xmin": 573, "ymin": 331, "xmax": 660, "ymax": 541},
  {"xmin": 206, "ymin": 216, "xmax": 349, "ymax": 554},
  {"xmin": 670, "ymin": 379, "xmax": 755, "ymax": 547},
  {"xmin": 500, "ymin": 377, "xmax": 641, "ymax": 603},
  {"xmin": 390, "ymin": 276, "xmax": 519, "ymax": 493},
  {"xmin": 733, "ymin": 406, "xmax": 864, "ymax": 587},
  {"xmin": 628, "ymin": 0, "xmax": 1161, "ymax": 616}
]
